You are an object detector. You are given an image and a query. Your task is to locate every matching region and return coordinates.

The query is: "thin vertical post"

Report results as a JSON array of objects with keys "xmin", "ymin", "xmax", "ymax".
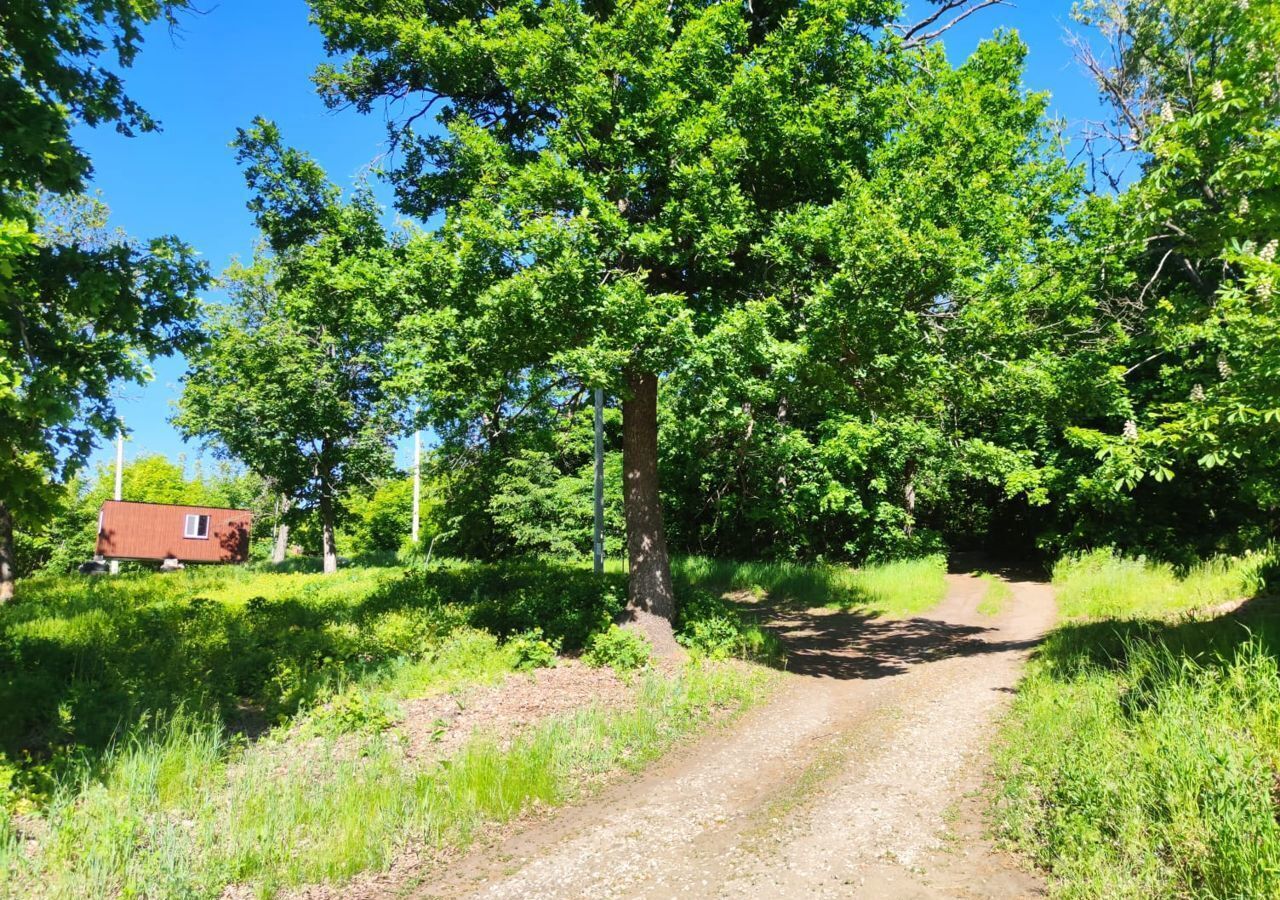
[
  {"xmin": 411, "ymin": 430, "xmax": 421, "ymax": 546},
  {"xmin": 114, "ymin": 432, "xmax": 124, "ymax": 501},
  {"xmin": 593, "ymin": 387, "xmax": 604, "ymax": 574},
  {"xmin": 110, "ymin": 432, "xmax": 123, "ymax": 575}
]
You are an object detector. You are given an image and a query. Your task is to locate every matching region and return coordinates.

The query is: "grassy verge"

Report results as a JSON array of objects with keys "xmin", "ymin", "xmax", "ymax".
[
  {"xmin": 1, "ymin": 557, "xmax": 781, "ymax": 896},
  {"xmin": 673, "ymin": 554, "xmax": 947, "ymax": 617},
  {"xmin": 1052, "ymin": 548, "xmax": 1268, "ymax": 619},
  {"xmin": 1, "ymin": 661, "xmax": 772, "ymax": 898},
  {"xmin": 994, "ymin": 549, "xmax": 1280, "ymax": 897}
]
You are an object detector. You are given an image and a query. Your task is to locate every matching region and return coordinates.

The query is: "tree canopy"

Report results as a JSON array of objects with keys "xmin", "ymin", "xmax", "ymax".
[
  {"xmin": 176, "ymin": 120, "xmax": 405, "ymax": 574},
  {"xmin": 0, "ymin": 1, "xmax": 206, "ymax": 599}
]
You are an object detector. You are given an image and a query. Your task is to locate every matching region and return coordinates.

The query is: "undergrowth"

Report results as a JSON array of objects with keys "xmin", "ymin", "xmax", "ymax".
[
  {"xmin": 673, "ymin": 554, "xmax": 946, "ymax": 617},
  {"xmin": 995, "ymin": 549, "xmax": 1280, "ymax": 897},
  {"xmin": 1052, "ymin": 548, "xmax": 1268, "ymax": 620},
  {"xmin": 0, "ymin": 662, "xmax": 771, "ymax": 898}
]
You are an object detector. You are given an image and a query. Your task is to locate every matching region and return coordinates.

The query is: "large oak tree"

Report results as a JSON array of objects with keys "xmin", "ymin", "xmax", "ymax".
[{"xmin": 308, "ymin": 0, "xmax": 1004, "ymax": 650}]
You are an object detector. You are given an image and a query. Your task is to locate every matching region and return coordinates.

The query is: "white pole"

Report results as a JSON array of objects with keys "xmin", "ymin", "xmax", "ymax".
[
  {"xmin": 114, "ymin": 432, "xmax": 124, "ymax": 501},
  {"xmin": 110, "ymin": 431, "xmax": 123, "ymax": 574},
  {"xmin": 411, "ymin": 430, "xmax": 421, "ymax": 546}
]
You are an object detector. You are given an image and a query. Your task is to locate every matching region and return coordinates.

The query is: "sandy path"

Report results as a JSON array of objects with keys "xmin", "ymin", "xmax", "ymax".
[{"xmin": 413, "ymin": 571, "xmax": 1056, "ymax": 899}]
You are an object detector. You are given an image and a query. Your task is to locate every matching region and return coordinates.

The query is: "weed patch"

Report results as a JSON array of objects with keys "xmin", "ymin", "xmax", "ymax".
[
  {"xmin": 995, "ymin": 551, "xmax": 1280, "ymax": 897},
  {"xmin": 1, "ymin": 662, "xmax": 773, "ymax": 898}
]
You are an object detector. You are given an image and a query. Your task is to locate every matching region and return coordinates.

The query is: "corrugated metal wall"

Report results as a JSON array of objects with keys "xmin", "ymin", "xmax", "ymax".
[{"xmin": 96, "ymin": 500, "xmax": 252, "ymax": 563}]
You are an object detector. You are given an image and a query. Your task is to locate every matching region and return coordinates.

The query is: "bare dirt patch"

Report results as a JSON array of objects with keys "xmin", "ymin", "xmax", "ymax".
[{"xmin": 398, "ymin": 660, "xmax": 633, "ymax": 764}]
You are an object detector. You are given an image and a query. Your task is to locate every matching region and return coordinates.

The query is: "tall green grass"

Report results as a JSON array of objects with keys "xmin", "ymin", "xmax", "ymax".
[
  {"xmin": 1, "ymin": 662, "xmax": 771, "ymax": 898},
  {"xmin": 673, "ymin": 555, "xmax": 947, "ymax": 617},
  {"xmin": 1053, "ymin": 548, "xmax": 1268, "ymax": 620},
  {"xmin": 996, "ymin": 550, "xmax": 1280, "ymax": 897}
]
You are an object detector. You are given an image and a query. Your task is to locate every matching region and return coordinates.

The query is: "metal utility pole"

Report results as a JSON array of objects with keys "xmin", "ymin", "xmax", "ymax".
[
  {"xmin": 593, "ymin": 388, "xmax": 604, "ymax": 574},
  {"xmin": 411, "ymin": 430, "xmax": 421, "ymax": 546},
  {"xmin": 110, "ymin": 432, "xmax": 123, "ymax": 575}
]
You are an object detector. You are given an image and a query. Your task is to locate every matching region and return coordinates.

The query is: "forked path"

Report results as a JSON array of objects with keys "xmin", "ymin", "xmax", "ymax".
[{"xmin": 418, "ymin": 573, "xmax": 1056, "ymax": 899}]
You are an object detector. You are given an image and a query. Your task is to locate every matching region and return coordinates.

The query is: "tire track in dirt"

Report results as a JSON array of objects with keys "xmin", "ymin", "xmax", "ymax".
[{"xmin": 410, "ymin": 570, "xmax": 1056, "ymax": 899}]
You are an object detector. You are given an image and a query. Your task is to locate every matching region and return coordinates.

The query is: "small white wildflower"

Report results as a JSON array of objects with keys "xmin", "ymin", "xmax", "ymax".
[
  {"xmin": 1190, "ymin": 384, "xmax": 1205, "ymax": 402},
  {"xmin": 1212, "ymin": 81, "xmax": 1226, "ymax": 102},
  {"xmin": 1122, "ymin": 419, "xmax": 1139, "ymax": 441},
  {"xmin": 1160, "ymin": 101, "xmax": 1175, "ymax": 123},
  {"xmin": 1260, "ymin": 239, "xmax": 1278, "ymax": 262},
  {"xmin": 1218, "ymin": 354, "xmax": 1234, "ymax": 378},
  {"xmin": 1239, "ymin": 196, "xmax": 1251, "ymax": 216},
  {"xmin": 1260, "ymin": 279, "xmax": 1274, "ymax": 301}
]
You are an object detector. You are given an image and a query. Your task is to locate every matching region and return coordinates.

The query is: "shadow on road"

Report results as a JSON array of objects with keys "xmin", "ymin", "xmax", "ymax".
[{"xmin": 751, "ymin": 604, "xmax": 1042, "ymax": 679}]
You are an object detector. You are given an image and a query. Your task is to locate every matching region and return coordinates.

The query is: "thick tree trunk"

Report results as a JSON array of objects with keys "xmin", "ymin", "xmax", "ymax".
[
  {"xmin": 318, "ymin": 488, "xmax": 338, "ymax": 575},
  {"xmin": 272, "ymin": 495, "xmax": 292, "ymax": 564},
  {"xmin": 621, "ymin": 370, "xmax": 680, "ymax": 656},
  {"xmin": 0, "ymin": 500, "xmax": 14, "ymax": 603}
]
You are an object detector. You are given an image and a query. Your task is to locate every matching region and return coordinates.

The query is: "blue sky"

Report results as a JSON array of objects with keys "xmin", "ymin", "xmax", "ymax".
[{"xmin": 77, "ymin": 0, "xmax": 1108, "ymax": 476}]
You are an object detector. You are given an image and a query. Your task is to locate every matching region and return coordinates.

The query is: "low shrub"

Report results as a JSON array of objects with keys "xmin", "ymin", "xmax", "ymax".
[
  {"xmin": 307, "ymin": 691, "xmax": 398, "ymax": 736},
  {"xmin": 583, "ymin": 626, "xmax": 651, "ymax": 671},
  {"xmin": 506, "ymin": 628, "xmax": 560, "ymax": 672},
  {"xmin": 415, "ymin": 561, "xmax": 625, "ymax": 651},
  {"xmin": 675, "ymin": 589, "xmax": 784, "ymax": 664}
]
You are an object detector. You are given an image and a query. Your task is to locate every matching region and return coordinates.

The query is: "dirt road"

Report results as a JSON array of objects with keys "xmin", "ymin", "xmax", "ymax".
[{"xmin": 417, "ymin": 572, "xmax": 1056, "ymax": 899}]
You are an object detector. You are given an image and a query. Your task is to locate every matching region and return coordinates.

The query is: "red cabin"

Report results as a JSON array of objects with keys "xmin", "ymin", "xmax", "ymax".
[{"xmin": 96, "ymin": 500, "xmax": 252, "ymax": 564}]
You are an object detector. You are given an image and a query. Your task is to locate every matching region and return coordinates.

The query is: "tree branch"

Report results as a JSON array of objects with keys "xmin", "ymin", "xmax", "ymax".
[{"xmin": 899, "ymin": 0, "xmax": 1010, "ymax": 49}]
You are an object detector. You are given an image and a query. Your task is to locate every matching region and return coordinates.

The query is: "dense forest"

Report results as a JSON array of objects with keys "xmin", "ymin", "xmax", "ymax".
[{"xmin": 4, "ymin": 0, "xmax": 1279, "ymax": 631}]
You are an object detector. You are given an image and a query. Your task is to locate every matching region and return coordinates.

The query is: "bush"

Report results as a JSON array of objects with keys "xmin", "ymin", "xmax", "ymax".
[
  {"xmin": 506, "ymin": 629, "xmax": 560, "ymax": 671},
  {"xmin": 583, "ymin": 626, "xmax": 651, "ymax": 671},
  {"xmin": 308, "ymin": 691, "xmax": 397, "ymax": 736},
  {"xmin": 419, "ymin": 561, "xmax": 624, "ymax": 651},
  {"xmin": 675, "ymin": 589, "xmax": 784, "ymax": 664}
]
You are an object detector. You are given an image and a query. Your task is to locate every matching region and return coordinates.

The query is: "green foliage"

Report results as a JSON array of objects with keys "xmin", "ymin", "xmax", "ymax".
[
  {"xmin": 1050, "ymin": 0, "xmax": 1280, "ymax": 557},
  {"xmin": 1, "ymin": 3, "xmax": 207, "ymax": 586},
  {"xmin": 488, "ymin": 449, "xmax": 625, "ymax": 559},
  {"xmin": 1, "ymin": 658, "xmax": 770, "ymax": 897},
  {"xmin": 1052, "ymin": 548, "xmax": 1269, "ymax": 620},
  {"xmin": 996, "ymin": 587, "xmax": 1280, "ymax": 897},
  {"xmin": 505, "ymin": 629, "xmax": 560, "ymax": 672},
  {"xmin": 0, "ymin": 195, "xmax": 208, "ymax": 559},
  {"xmin": 341, "ymin": 476, "xmax": 419, "ymax": 556},
  {"xmin": 176, "ymin": 120, "xmax": 406, "ymax": 572},
  {"xmin": 583, "ymin": 626, "xmax": 651, "ymax": 672},
  {"xmin": 307, "ymin": 690, "xmax": 397, "ymax": 737},
  {"xmin": 427, "ymin": 561, "xmax": 625, "ymax": 652},
  {"xmin": 675, "ymin": 589, "xmax": 783, "ymax": 664}
]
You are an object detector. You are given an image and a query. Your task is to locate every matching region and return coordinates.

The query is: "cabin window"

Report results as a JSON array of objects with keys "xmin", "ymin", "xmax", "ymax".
[{"xmin": 184, "ymin": 514, "xmax": 210, "ymax": 539}]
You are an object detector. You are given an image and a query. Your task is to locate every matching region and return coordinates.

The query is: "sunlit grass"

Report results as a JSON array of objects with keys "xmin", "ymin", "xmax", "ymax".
[
  {"xmin": 673, "ymin": 554, "xmax": 947, "ymax": 617},
  {"xmin": 975, "ymin": 574, "xmax": 1013, "ymax": 616},
  {"xmin": 1052, "ymin": 548, "xmax": 1268, "ymax": 620},
  {"xmin": 996, "ymin": 547, "xmax": 1280, "ymax": 896},
  {"xmin": 3, "ymin": 662, "xmax": 773, "ymax": 898}
]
